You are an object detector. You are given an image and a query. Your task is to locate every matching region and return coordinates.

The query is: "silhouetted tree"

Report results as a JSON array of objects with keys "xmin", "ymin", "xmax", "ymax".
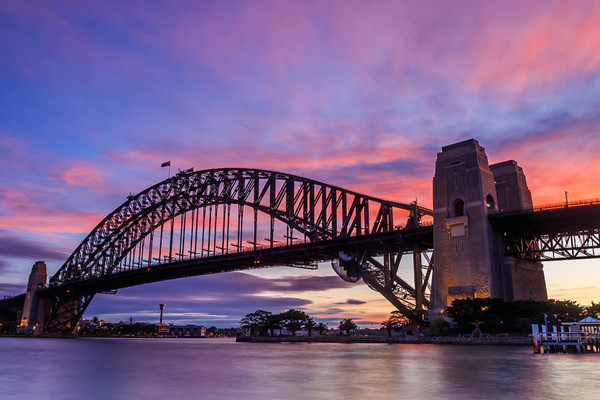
[
  {"xmin": 380, "ymin": 312, "xmax": 403, "ymax": 337},
  {"xmin": 339, "ymin": 318, "xmax": 357, "ymax": 336},
  {"xmin": 445, "ymin": 297, "xmax": 588, "ymax": 334},
  {"xmin": 585, "ymin": 301, "xmax": 600, "ymax": 319},
  {"xmin": 266, "ymin": 313, "xmax": 282, "ymax": 336},
  {"xmin": 280, "ymin": 309, "xmax": 310, "ymax": 336},
  {"xmin": 430, "ymin": 317, "xmax": 450, "ymax": 335},
  {"xmin": 545, "ymin": 299, "xmax": 584, "ymax": 324},
  {"xmin": 303, "ymin": 317, "xmax": 317, "ymax": 336},
  {"xmin": 317, "ymin": 322, "xmax": 328, "ymax": 335},
  {"xmin": 240, "ymin": 310, "xmax": 272, "ymax": 336},
  {"xmin": 446, "ymin": 298, "xmax": 489, "ymax": 332}
]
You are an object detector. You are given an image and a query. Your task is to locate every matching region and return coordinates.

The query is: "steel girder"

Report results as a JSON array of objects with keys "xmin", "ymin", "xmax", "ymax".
[
  {"xmin": 489, "ymin": 203, "xmax": 600, "ymax": 261},
  {"xmin": 504, "ymin": 229, "xmax": 600, "ymax": 260},
  {"xmin": 360, "ymin": 245, "xmax": 433, "ymax": 320},
  {"xmin": 44, "ymin": 293, "xmax": 94, "ymax": 335}
]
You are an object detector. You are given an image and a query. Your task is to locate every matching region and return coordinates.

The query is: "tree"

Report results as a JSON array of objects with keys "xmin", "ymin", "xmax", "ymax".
[
  {"xmin": 317, "ymin": 322, "xmax": 328, "ymax": 335},
  {"xmin": 240, "ymin": 310, "xmax": 272, "ymax": 336},
  {"xmin": 266, "ymin": 313, "xmax": 282, "ymax": 336},
  {"xmin": 430, "ymin": 317, "xmax": 450, "ymax": 335},
  {"xmin": 545, "ymin": 299, "xmax": 583, "ymax": 324},
  {"xmin": 380, "ymin": 318, "xmax": 397, "ymax": 338},
  {"xmin": 339, "ymin": 318, "xmax": 357, "ymax": 336},
  {"xmin": 303, "ymin": 317, "xmax": 317, "ymax": 337},
  {"xmin": 380, "ymin": 312, "xmax": 403, "ymax": 338},
  {"xmin": 446, "ymin": 298, "xmax": 489, "ymax": 332},
  {"xmin": 279, "ymin": 309, "xmax": 310, "ymax": 336},
  {"xmin": 585, "ymin": 301, "xmax": 600, "ymax": 319}
]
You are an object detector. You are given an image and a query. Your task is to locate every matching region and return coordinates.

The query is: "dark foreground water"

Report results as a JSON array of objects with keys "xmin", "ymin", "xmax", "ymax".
[{"xmin": 1, "ymin": 338, "xmax": 599, "ymax": 400}]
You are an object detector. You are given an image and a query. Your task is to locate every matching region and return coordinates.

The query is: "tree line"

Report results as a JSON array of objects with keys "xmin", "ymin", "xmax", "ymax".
[
  {"xmin": 240, "ymin": 298, "xmax": 600, "ymax": 339},
  {"xmin": 444, "ymin": 298, "xmax": 600, "ymax": 334},
  {"xmin": 240, "ymin": 309, "xmax": 358, "ymax": 336}
]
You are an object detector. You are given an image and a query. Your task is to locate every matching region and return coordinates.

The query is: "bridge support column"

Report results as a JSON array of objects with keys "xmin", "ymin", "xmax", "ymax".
[
  {"xmin": 19, "ymin": 261, "xmax": 51, "ymax": 335},
  {"xmin": 413, "ymin": 243, "xmax": 423, "ymax": 315}
]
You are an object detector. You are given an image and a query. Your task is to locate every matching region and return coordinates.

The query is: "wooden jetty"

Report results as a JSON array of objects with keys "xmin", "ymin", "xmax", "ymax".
[{"xmin": 532, "ymin": 316, "xmax": 600, "ymax": 354}]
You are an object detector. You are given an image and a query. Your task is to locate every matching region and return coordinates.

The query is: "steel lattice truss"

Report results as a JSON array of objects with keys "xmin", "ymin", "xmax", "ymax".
[
  {"xmin": 51, "ymin": 168, "xmax": 431, "ymax": 284},
  {"xmin": 39, "ymin": 168, "xmax": 433, "ymax": 333},
  {"xmin": 505, "ymin": 229, "xmax": 600, "ymax": 260},
  {"xmin": 490, "ymin": 203, "xmax": 600, "ymax": 261}
]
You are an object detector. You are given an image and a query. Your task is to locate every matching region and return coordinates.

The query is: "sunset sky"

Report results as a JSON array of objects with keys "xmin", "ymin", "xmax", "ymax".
[{"xmin": 1, "ymin": 1, "xmax": 599, "ymax": 327}]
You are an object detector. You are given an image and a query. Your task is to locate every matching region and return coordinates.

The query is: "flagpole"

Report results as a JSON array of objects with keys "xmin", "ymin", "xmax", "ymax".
[{"xmin": 161, "ymin": 161, "xmax": 171, "ymax": 178}]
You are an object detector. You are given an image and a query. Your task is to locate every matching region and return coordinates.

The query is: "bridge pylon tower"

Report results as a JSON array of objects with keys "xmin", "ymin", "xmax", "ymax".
[{"xmin": 430, "ymin": 139, "xmax": 547, "ymax": 315}]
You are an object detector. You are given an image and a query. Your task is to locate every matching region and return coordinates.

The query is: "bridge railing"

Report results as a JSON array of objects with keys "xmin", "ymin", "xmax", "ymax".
[{"xmin": 534, "ymin": 197, "xmax": 600, "ymax": 212}]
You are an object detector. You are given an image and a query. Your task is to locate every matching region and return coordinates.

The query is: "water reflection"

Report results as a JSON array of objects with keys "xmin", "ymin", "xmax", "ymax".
[{"xmin": 1, "ymin": 338, "xmax": 598, "ymax": 400}]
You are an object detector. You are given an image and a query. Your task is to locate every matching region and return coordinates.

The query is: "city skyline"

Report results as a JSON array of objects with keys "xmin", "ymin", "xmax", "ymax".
[{"xmin": 1, "ymin": 1, "xmax": 600, "ymax": 326}]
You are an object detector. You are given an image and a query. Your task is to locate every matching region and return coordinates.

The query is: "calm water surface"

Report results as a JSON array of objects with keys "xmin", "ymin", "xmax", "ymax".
[{"xmin": 1, "ymin": 337, "xmax": 598, "ymax": 400}]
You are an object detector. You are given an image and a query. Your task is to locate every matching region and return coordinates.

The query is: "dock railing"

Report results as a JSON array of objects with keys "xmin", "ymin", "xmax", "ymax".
[{"xmin": 531, "ymin": 324, "xmax": 600, "ymax": 353}]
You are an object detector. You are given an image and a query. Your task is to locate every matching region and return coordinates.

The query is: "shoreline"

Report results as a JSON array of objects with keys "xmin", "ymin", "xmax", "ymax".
[
  {"xmin": 0, "ymin": 334, "xmax": 532, "ymax": 345},
  {"xmin": 236, "ymin": 335, "xmax": 532, "ymax": 345}
]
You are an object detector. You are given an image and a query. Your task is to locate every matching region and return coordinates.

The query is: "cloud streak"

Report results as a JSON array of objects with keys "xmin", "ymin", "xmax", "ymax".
[
  {"xmin": 0, "ymin": 229, "xmax": 68, "ymax": 270},
  {"xmin": 85, "ymin": 271, "xmax": 360, "ymax": 325}
]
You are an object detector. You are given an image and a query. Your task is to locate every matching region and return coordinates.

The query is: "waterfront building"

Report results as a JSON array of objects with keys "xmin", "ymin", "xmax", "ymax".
[{"xmin": 170, "ymin": 325, "xmax": 206, "ymax": 337}]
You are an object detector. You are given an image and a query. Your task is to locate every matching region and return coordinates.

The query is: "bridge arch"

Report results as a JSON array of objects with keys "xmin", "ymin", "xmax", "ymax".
[
  {"xmin": 52, "ymin": 168, "xmax": 431, "ymax": 285},
  {"xmin": 41, "ymin": 168, "xmax": 433, "ymax": 334}
]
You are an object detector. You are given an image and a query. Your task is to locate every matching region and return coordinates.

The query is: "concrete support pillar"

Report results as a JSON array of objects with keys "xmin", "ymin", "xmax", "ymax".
[{"xmin": 19, "ymin": 261, "xmax": 50, "ymax": 334}]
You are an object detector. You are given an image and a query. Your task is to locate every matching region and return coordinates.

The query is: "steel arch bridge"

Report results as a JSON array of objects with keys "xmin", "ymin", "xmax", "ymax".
[{"xmin": 36, "ymin": 168, "xmax": 434, "ymax": 334}]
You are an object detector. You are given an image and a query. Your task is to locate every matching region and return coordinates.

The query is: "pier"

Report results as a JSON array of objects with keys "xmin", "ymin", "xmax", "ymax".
[{"xmin": 532, "ymin": 317, "xmax": 600, "ymax": 354}]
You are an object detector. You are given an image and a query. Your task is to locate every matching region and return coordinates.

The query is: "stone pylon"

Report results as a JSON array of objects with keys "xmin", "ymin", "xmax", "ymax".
[
  {"xmin": 430, "ymin": 139, "xmax": 547, "ymax": 315},
  {"xmin": 19, "ymin": 261, "xmax": 51, "ymax": 334}
]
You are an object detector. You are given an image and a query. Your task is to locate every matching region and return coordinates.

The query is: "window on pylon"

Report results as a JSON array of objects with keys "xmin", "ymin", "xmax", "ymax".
[{"xmin": 453, "ymin": 199, "xmax": 465, "ymax": 217}]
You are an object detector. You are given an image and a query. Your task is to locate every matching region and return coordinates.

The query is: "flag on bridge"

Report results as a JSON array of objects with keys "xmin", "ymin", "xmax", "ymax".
[
  {"xmin": 185, "ymin": 167, "xmax": 194, "ymax": 173},
  {"xmin": 161, "ymin": 161, "xmax": 171, "ymax": 168}
]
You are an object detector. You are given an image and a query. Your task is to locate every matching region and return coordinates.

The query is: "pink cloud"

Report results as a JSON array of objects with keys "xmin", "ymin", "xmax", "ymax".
[
  {"xmin": 60, "ymin": 161, "xmax": 106, "ymax": 188},
  {"xmin": 0, "ymin": 186, "xmax": 103, "ymax": 235},
  {"xmin": 492, "ymin": 130, "xmax": 600, "ymax": 204},
  {"xmin": 464, "ymin": 2, "xmax": 600, "ymax": 93},
  {"xmin": 106, "ymin": 126, "xmax": 434, "ymax": 206}
]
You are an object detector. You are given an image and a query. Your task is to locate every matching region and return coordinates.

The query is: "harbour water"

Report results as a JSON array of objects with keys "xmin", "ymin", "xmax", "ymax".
[{"xmin": 1, "ymin": 337, "xmax": 598, "ymax": 400}]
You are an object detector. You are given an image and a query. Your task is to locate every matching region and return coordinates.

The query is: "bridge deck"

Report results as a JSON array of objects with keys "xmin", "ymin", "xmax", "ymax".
[
  {"xmin": 490, "ymin": 203, "xmax": 600, "ymax": 233},
  {"xmin": 38, "ymin": 226, "xmax": 433, "ymax": 297}
]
